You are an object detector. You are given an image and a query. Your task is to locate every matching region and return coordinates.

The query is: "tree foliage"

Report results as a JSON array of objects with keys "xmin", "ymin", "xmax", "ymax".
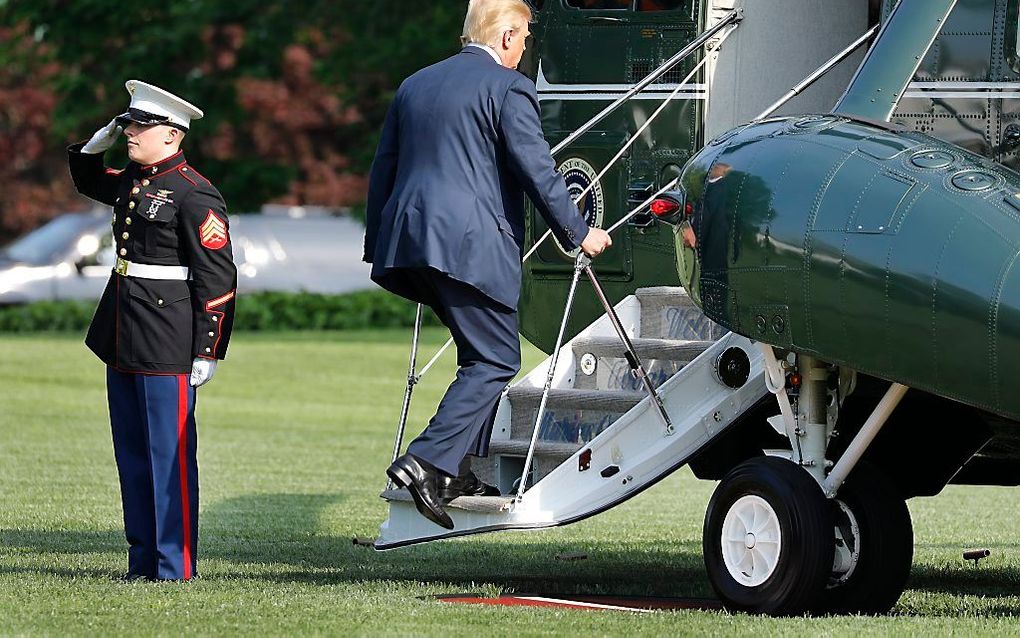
[{"xmin": 0, "ymin": 0, "xmax": 467, "ymax": 240}]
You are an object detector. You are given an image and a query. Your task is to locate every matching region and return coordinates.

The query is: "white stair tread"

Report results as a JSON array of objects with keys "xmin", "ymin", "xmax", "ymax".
[
  {"xmin": 572, "ymin": 336, "xmax": 714, "ymax": 360},
  {"xmin": 380, "ymin": 488, "xmax": 514, "ymax": 513},
  {"xmin": 635, "ymin": 286, "xmax": 689, "ymax": 300},
  {"xmin": 488, "ymin": 439, "xmax": 583, "ymax": 457},
  {"xmin": 507, "ymin": 386, "xmax": 645, "ymax": 411}
]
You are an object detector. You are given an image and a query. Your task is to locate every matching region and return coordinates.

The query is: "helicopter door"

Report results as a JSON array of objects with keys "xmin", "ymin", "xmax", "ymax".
[{"xmin": 528, "ymin": 132, "xmax": 632, "ymax": 280}]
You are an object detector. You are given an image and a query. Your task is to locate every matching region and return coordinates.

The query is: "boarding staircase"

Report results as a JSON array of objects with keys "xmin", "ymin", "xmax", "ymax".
[{"xmin": 376, "ymin": 286, "xmax": 770, "ymax": 549}]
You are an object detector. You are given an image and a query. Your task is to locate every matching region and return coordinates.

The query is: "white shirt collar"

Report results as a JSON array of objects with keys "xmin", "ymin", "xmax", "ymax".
[{"xmin": 465, "ymin": 43, "xmax": 503, "ymax": 66}]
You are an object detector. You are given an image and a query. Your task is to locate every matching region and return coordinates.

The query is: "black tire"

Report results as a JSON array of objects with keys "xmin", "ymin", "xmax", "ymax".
[
  {"xmin": 704, "ymin": 456, "xmax": 835, "ymax": 616},
  {"xmin": 817, "ymin": 463, "xmax": 913, "ymax": 615}
]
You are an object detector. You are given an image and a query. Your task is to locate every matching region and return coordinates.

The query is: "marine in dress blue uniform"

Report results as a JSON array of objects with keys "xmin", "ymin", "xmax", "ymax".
[
  {"xmin": 67, "ymin": 81, "xmax": 237, "ymax": 580},
  {"xmin": 364, "ymin": 0, "xmax": 610, "ymax": 529}
]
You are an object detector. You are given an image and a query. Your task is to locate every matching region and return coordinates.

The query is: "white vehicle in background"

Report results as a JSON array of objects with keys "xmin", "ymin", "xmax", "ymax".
[{"xmin": 0, "ymin": 208, "xmax": 372, "ymax": 305}]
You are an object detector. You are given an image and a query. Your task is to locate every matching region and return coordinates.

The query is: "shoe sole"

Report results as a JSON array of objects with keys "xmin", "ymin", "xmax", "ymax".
[
  {"xmin": 387, "ymin": 466, "xmax": 412, "ymax": 488},
  {"xmin": 387, "ymin": 466, "xmax": 455, "ymax": 530}
]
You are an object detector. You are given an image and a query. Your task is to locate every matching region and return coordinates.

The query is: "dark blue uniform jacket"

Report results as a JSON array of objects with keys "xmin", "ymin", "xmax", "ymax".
[{"xmin": 68, "ymin": 145, "xmax": 238, "ymax": 374}]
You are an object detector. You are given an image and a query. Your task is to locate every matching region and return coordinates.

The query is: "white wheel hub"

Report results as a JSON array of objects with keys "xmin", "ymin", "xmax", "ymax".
[
  {"xmin": 829, "ymin": 499, "xmax": 861, "ymax": 587},
  {"xmin": 721, "ymin": 495, "xmax": 783, "ymax": 587}
]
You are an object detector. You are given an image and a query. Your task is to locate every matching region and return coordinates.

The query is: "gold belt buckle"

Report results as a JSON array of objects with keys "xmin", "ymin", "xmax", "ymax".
[{"xmin": 115, "ymin": 258, "xmax": 129, "ymax": 276}]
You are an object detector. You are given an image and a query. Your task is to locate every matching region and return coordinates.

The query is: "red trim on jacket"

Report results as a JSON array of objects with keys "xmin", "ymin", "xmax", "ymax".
[
  {"xmin": 178, "ymin": 167, "xmax": 199, "ymax": 186},
  {"xmin": 206, "ymin": 291, "xmax": 235, "ymax": 309},
  {"xmin": 150, "ymin": 163, "xmax": 187, "ymax": 180},
  {"xmin": 182, "ymin": 165, "xmax": 212, "ymax": 185},
  {"xmin": 203, "ymin": 290, "xmax": 234, "ymax": 359},
  {"xmin": 176, "ymin": 375, "xmax": 193, "ymax": 581},
  {"xmin": 140, "ymin": 150, "xmax": 188, "ymax": 180},
  {"xmin": 141, "ymin": 149, "xmax": 183, "ymax": 172},
  {"xmin": 109, "ymin": 365, "xmax": 189, "ymax": 377},
  {"xmin": 204, "ymin": 310, "xmax": 225, "ymax": 358}
]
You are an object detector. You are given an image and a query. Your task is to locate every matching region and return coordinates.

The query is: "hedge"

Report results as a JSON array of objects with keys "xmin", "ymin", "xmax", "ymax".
[{"xmin": 0, "ymin": 290, "xmax": 443, "ymax": 333}]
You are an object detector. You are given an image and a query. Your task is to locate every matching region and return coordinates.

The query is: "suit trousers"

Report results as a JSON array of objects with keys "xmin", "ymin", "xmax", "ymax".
[
  {"xmin": 399, "ymin": 268, "xmax": 521, "ymax": 477},
  {"xmin": 107, "ymin": 368, "xmax": 198, "ymax": 580}
]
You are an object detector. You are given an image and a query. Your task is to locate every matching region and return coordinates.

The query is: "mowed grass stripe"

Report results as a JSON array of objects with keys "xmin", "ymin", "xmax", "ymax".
[{"xmin": 1, "ymin": 331, "xmax": 1019, "ymax": 635}]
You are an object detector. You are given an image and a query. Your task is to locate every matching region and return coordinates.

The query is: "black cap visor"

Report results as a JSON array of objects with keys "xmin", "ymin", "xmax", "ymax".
[{"xmin": 115, "ymin": 108, "xmax": 188, "ymax": 131}]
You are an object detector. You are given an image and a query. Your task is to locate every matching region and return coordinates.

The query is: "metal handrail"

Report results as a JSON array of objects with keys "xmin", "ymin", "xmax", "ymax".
[
  {"xmin": 755, "ymin": 24, "xmax": 879, "ymax": 121},
  {"xmin": 384, "ymin": 304, "xmax": 423, "ymax": 491},
  {"xmin": 513, "ymin": 175, "xmax": 684, "ymax": 502},
  {"xmin": 549, "ymin": 8, "xmax": 742, "ymax": 156},
  {"xmin": 523, "ymin": 33, "xmax": 725, "ymax": 262}
]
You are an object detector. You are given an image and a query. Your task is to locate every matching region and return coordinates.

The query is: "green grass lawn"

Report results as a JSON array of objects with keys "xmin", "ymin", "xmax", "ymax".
[{"xmin": 2, "ymin": 330, "xmax": 1020, "ymax": 635}]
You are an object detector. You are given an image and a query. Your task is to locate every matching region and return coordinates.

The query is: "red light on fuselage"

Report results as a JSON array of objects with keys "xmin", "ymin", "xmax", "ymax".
[{"xmin": 650, "ymin": 198, "xmax": 681, "ymax": 217}]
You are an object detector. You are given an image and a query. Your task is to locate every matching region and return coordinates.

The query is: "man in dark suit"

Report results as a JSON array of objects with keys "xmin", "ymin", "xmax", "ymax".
[{"xmin": 364, "ymin": 0, "xmax": 611, "ymax": 529}]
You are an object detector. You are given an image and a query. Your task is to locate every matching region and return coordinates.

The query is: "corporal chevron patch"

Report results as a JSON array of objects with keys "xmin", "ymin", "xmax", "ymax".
[{"xmin": 199, "ymin": 210, "xmax": 228, "ymax": 250}]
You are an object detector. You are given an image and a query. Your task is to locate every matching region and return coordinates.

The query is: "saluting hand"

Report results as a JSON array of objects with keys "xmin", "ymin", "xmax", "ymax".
[
  {"xmin": 81, "ymin": 118, "xmax": 124, "ymax": 154},
  {"xmin": 580, "ymin": 227, "xmax": 612, "ymax": 258}
]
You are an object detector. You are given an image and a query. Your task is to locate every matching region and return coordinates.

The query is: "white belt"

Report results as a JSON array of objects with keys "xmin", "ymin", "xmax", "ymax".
[{"xmin": 114, "ymin": 258, "xmax": 190, "ymax": 280}]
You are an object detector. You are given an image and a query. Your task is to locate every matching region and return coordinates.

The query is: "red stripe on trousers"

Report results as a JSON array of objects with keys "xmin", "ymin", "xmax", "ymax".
[{"xmin": 176, "ymin": 375, "xmax": 193, "ymax": 580}]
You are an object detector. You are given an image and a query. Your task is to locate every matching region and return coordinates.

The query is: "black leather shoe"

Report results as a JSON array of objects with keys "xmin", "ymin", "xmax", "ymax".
[
  {"xmin": 387, "ymin": 454, "xmax": 454, "ymax": 530},
  {"xmin": 119, "ymin": 572, "xmax": 152, "ymax": 582},
  {"xmin": 440, "ymin": 471, "xmax": 500, "ymax": 502}
]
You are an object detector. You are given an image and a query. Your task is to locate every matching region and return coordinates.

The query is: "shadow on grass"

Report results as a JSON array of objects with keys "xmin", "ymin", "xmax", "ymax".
[
  {"xmin": 5, "ymin": 492, "xmax": 1019, "ymax": 611},
  {"xmin": 0, "ymin": 528, "xmax": 128, "ymax": 580},
  {"xmin": 0, "ymin": 564, "xmax": 118, "ymax": 580},
  {"xmin": 254, "ymin": 537, "xmax": 713, "ymax": 599},
  {"xmin": 0, "ymin": 491, "xmax": 709, "ymax": 598},
  {"xmin": 0, "ymin": 528, "xmax": 123, "ymax": 555},
  {"xmin": 909, "ymin": 565, "xmax": 1020, "ymax": 598},
  {"xmin": 200, "ymin": 493, "xmax": 714, "ymax": 597}
]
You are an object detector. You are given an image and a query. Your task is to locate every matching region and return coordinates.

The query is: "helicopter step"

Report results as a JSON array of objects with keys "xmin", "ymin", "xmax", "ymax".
[
  {"xmin": 376, "ymin": 287, "xmax": 769, "ymax": 549},
  {"xmin": 380, "ymin": 488, "xmax": 515, "ymax": 514},
  {"xmin": 568, "ymin": 337, "xmax": 716, "ymax": 392},
  {"xmin": 492, "ymin": 338, "xmax": 717, "ymax": 489},
  {"xmin": 633, "ymin": 286, "xmax": 729, "ymax": 343}
]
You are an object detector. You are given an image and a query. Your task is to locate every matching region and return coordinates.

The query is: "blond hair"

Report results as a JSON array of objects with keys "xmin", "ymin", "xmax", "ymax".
[{"xmin": 461, "ymin": 0, "xmax": 532, "ymax": 48}]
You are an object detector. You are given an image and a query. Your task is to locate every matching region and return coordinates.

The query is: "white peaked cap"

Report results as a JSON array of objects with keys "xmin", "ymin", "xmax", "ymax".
[{"xmin": 123, "ymin": 80, "xmax": 204, "ymax": 130}]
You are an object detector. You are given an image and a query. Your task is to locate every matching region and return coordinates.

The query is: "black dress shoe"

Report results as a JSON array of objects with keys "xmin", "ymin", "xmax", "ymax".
[
  {"xmin": 387, "ymin": 454, "xmax": 454, "ymax": 530},
  {"xmin": 119, "ymin": 572, "xmax": 152, "ymax": 582},
  {"xmin": 440, "ymin": 471, "xmax": 500, "ymax": 502}
]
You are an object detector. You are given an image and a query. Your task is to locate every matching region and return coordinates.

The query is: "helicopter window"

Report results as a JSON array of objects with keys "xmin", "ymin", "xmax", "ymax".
[
  {"xmin": 635, "ymin": 0, "xmax": 685, "ymax": 10},
  {"xmin": 565, "ymin": 0, "xmax": 630, "ymax": 9}
]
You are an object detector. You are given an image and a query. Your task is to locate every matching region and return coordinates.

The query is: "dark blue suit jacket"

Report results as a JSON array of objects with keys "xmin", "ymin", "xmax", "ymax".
[{"xmin": 363, "ymin": 46, "xmax": 590, "ymax": 310}]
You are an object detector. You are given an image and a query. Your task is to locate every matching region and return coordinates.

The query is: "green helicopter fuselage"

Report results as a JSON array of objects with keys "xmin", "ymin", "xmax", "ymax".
[{"xmin": 676, "ymin": 114, "xmax": 1020, "ymax": 420}]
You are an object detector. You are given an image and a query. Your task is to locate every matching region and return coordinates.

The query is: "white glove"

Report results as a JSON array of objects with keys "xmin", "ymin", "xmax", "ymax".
[
  {"xmin": 190, "ymin": 358, "xmax": 218, "ymax": 387},
  {"xmin": 81, "ymin": 118, "xmax": 123, "ymax": 154}
]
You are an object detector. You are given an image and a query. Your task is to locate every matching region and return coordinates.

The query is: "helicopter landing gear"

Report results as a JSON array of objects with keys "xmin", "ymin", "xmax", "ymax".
[
  {"xmin": 704, "ymin": 347, "xmax": 913, "ymax": 615},
  {"xmin": 704, "ymin": 455, "xmax": 834, "ymax": 615}
]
